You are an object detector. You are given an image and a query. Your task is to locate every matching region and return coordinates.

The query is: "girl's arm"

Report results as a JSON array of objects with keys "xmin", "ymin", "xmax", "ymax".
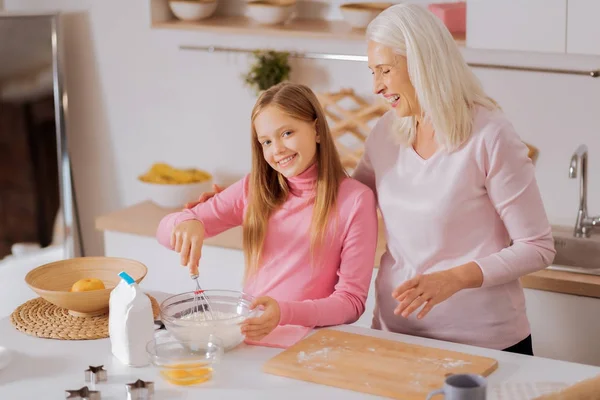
[
  {"xmin": 277, "ymin": 189, "xmax": 379, "ymax": 327},
  {"xmin": 156, "ymin": 176, "xmax": 247, "ymax": 250}
]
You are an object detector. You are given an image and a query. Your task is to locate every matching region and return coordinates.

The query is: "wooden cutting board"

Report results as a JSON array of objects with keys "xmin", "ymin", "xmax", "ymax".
[{"xmin": 263, "ymin": 329, "xmax": 498, "ymax": 400}]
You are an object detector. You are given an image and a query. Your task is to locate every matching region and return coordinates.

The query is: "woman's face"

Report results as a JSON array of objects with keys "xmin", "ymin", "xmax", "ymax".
[{"xmin": 367, "ymin": 40, "xmax": 420, "ymax": 118}]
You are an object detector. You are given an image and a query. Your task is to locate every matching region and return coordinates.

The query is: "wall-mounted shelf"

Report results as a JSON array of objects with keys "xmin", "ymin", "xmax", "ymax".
[
  {"xmin": 151, "ymin": 16, "xmax": 467, "ymax": 45},
  {"xmin": 149, "ymin": 1, "xmax": 598, "ymax": 78}
]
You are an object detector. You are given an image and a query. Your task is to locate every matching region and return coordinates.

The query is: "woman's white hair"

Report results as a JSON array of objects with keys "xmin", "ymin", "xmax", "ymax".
[{"xmin": 366, "ymin": 4, "xmax": 498, "ymax": 151}]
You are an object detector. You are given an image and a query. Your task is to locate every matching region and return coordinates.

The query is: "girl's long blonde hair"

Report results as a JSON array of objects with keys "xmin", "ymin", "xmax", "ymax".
[
  {"xmin": 243, "ymin": 82, "xmax": 347, "ymax": 279},
  {"xmin": 366, "ymin": 4, "xmax": 499, "ymax": 151}
]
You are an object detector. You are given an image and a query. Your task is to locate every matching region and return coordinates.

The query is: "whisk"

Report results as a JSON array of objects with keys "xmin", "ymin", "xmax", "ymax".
[{"xmin": 190, "ymin": 272, "xmax": 214, "ymax": 320}]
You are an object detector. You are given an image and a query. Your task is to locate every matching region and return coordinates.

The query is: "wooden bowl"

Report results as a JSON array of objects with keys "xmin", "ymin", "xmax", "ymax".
[{"xmin": 25, "ymin": 257, "xmax": 148, "ymax": 317}]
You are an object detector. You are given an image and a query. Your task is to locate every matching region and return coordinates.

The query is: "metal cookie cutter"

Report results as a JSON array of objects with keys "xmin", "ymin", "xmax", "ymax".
[
  {"xmin": 126, "ymin": 379, "xmax": 155, "ymax": 400},
  {"xmin": 85, "ymin": 365, "xmax": 107, "ymax": 384},
  {"xmin": 65, "ymin": 386, "xmax": 101, "ymax": 400}
]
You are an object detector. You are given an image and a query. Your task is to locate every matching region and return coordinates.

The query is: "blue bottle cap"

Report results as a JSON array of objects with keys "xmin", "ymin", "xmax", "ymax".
[{"xmin": 118, "ymin": 271, "xmax": 135, "ymax": 285}]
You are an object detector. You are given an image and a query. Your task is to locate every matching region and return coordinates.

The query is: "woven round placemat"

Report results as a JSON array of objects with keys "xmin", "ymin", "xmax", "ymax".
[{"xmin": 10, "ymin": 295, "xmax": 160, "ymax": 340}]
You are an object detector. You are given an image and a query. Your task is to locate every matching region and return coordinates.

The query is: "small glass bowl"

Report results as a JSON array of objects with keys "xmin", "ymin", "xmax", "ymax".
[{"xmin": 146, "ymin": 335, "xmax": 224, "ymax": 386}]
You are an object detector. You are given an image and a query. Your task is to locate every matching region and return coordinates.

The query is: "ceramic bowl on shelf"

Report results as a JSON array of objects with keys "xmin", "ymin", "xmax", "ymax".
[
  {"xmin": 339, "ymin": 2, "xmax": 392, "ymax": 29},
  {"xmin": 137, "ymin": 163, "xmax": 213, "ymax": 209},
  {"xmin": 245, "ymin": 0, "xmax": 296, "ymax": 25},
  {"xmin": 138, "ymin": 179, "xmax": 213, "ymax": 209},
  {"xmin": 24, "ymin": 257, "xmax": 148, "ymax": 317},
  {"xmin": 169, "ymin": 0, "xmax": 218, "ymax": 21},
  {"xmin": 159, "ymin": 290, "xmax": 259, "ymax": 351}
]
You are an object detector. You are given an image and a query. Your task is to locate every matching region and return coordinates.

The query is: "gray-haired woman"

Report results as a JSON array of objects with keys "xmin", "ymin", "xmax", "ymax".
[{"xmin": 355, "ymin": 4, "xmax": 555, "ymax": 355}]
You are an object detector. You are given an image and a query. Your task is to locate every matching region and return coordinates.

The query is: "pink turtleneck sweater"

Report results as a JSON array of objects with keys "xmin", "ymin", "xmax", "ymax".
[{"xmin": 156, "ymin": 164, "xmax": 378, "ymax": 328}]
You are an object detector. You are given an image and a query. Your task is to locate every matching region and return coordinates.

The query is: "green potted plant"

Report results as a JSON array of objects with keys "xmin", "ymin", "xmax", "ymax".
[{"xmin": 242, "ymin": 50, "xmax": 292, "ymax": 96}]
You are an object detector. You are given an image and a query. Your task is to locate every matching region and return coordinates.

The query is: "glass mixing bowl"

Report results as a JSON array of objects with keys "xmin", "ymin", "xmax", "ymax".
[
  {"xmin": 159, "ymin": 290, "xmax": 257, "ymax": 351},
  {"xmin": 146, "ymin": 334, "xmax": 223, "ymax": 386}
]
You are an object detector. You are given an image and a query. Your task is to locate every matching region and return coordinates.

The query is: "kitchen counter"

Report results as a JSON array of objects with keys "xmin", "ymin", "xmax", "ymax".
[
  {"xmin": 1, "ymin": 256, "xmax": 600, "ymax": 399},
  {"xmin": 95, "ymin": 200, "xmax": 389, "ymax": 269},
  {"xmin": 95, "ymin": 201, "xmax": 600, "ymax": 299}
]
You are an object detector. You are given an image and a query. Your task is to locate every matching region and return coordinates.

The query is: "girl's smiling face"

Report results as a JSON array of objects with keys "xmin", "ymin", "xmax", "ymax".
[{"xmin": 254, "ymin": 105, "xmax": 319, "ymax": 178}]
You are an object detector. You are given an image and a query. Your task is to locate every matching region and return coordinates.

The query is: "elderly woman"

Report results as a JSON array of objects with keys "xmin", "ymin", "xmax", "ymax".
[
  {"xmin": 354, "ymin": 4, "xmax": 555, "ymax": 355},
  {"xmin": 186, "ymin": 4, "xmax": 555, "ymax": 356}
]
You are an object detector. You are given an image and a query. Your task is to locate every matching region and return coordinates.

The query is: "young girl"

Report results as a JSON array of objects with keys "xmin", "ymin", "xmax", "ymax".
[{"xmin": 156, "ymin": 82, "xmax": 378, "ymax": 342}]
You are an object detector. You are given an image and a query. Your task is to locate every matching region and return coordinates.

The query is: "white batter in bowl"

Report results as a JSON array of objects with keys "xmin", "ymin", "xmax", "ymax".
[{"xmin": 159, "ymin": 290, "xmax": 257, "ymax": 351}]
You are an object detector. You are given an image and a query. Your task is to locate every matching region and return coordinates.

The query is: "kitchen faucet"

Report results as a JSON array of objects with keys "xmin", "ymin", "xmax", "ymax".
[{"xmin": 569, "ymin": 144, "xmax": 600, "ymax": 237}]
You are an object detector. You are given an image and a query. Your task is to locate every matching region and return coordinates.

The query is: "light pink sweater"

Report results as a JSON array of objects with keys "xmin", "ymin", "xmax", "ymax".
[
  {"xmin": 353, "ymin": 106, "xmax": 556, "ymax": 350},
  {"xmin": 156, "ymin": 164, "xmax": 378, "ymax": 328}
]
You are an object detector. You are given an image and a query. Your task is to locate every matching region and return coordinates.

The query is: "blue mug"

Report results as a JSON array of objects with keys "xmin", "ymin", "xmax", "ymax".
[{"xmin": 426, "ymin": 374, "xmax": 487, "ymax": 400}]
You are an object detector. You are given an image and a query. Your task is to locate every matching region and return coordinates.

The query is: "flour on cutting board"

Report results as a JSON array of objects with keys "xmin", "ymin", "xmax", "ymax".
[
  {"xmin": 295, "ymin": 334, "xmax": 472, "ymax": 388},
  {"xmin": 319, "ymin": 335, "xmax": 336, "ymax": 345},
  {"xmin": 297, "ymin": 347, "xmax": 336, "ymax": 370},
  {"xmin": 409, "ymin": 373, "xmax": 425, "ymax": 389},
  {"xmin": 418, "ymin": 356, "xmax": 472, "ymax": 369},
  {"xmin": 297, "ymin": 347, "xmax": 332, "ymax": 362}
]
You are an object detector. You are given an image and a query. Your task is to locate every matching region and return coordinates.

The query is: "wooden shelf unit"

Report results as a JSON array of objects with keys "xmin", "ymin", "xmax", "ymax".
[{"xmin": 151, "ymin": 15, "xmax": 467, "ymax": 45}]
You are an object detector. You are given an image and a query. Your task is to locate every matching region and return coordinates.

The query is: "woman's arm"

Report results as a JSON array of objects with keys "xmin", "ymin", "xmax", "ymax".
[
  {"xmin": 277, "ymin": 188, "xmax": 379, "ymax": 327},
  {"xmin": 473, "ymin": 122, "xmax": 556, "ymax": 287},
  {"xmin": 156, "ymin": 176, "xmax": 247, "ymax": 250},
  {"xmin": 393, "ymin": 120, "xmax": 556, "ymax": 320}
]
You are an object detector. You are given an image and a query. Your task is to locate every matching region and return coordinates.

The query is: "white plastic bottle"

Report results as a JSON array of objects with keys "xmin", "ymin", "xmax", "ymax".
[{"xmin": 108, "ymin": 271, "xmax": 155, "ymax": 367}]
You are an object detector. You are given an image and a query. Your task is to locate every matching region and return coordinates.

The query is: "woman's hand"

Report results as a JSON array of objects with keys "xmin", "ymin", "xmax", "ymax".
[
  {"xmin": 170, "ymin": 220, "xmax": 205, "ymax": 275},
  {"xmin": 241, "ymin": 297, "xmax": 281, "ymax": 341},
  {"xmin": 184, "ymin": 184, "xmax": 224, "ymax": 209},
  {"xmin": 392, "ymin": 262, "xmax": 484, "ymax": 319}
]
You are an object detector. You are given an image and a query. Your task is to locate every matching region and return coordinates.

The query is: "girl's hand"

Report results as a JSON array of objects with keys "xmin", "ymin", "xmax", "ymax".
[
  {"xmin": 170, "ymin": 220, "xmax": 205, "ymax": 274},
  {"xmin": 391, "ymin": 263, "xmax": 483, "ymax": 320},
  {"xmin": 241, "ymin": 297, "xmax": 281, "ymax": 341}
]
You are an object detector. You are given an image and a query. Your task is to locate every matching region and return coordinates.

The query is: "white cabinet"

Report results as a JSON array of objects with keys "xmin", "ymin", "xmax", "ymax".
[
  {"xmin": 566, "ymin": 0, "xmax": 600, "ymax": 56},
  {"xmin": 466, "ymin": 0, "xmax": 567, "ymax": 53},
  {"xmin": 525, "ymin": 288, "xmax": 600, "ymax": 367}
]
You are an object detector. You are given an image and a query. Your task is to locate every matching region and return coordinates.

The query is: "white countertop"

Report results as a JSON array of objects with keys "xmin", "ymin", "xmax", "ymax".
[{"xmin": 1, "ymin": 255, "xmax": 600, "ymax": 399}]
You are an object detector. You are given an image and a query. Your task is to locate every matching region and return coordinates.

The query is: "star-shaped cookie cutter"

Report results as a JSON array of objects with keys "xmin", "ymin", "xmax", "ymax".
[
  {"xmin": 84, "ymin": 365, "xmax": 107, "ymax": 384},
  {"xmin": 65, "ymin": 385, "xmax": 101, "ymax": 399},
  {"xmin": 125, "ymin": 379, "xmax": 155, "ymax": 400}
]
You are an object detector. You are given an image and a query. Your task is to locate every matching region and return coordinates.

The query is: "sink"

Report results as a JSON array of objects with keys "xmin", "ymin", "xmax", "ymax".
[{"xmin": 546, "ymin": 225, "xmax": 600, "ymax": 276}]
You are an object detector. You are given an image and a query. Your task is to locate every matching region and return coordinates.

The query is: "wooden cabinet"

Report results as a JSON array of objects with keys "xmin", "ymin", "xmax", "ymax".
[
  {"xmin": 0, "ymin": 97, "xmax": 59, "ymax": 258},
  {"xmin": 566, "ymin": 0, "xmax": 600, "ymax": 56},
  {"xmin": 466, "ymin": 0, "xmax": 568, "ymax": 53}
]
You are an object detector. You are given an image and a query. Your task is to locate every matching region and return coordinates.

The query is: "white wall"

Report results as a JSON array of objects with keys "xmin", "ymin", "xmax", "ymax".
[{"xmin": 4, "ymin": 0, "xmax": 600, "ymax": 256}]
